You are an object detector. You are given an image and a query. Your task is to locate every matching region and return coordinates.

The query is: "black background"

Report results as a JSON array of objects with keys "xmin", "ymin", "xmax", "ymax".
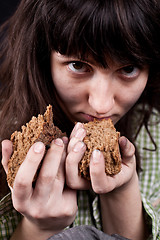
[{"xmin": 0, "ymin": 0, "xmax": 20, "ymax": 25}]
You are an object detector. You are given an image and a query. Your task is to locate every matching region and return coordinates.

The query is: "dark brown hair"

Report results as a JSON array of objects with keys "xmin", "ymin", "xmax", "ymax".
[{"xmin": 0, "ymin": 0, "xmax": 160, "ymax": 195}]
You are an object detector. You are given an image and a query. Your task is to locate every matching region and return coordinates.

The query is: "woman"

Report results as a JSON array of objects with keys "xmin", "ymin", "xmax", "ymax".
[{"xmin": 0, "ymin": 0, "xmax": 160, "ymax": 239}]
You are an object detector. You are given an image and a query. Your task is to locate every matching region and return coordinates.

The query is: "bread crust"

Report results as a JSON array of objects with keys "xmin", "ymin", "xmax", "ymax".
[
  {"xmin": 7, "ymin": 105, "xmax": 65, "ymax": 187},
  {"xmin": 78, "ymin": 118, "xmax": 121, "ymax": 180}
]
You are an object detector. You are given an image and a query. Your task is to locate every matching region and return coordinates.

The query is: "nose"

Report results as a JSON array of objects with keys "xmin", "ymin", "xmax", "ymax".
[{"xmin": 88, "ymin": 76, "xmax": 114, "ymax": 115}]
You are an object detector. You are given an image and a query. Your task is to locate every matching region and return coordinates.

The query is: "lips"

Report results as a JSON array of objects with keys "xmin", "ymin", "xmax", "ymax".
[{"xmin": 82, "ymin": 113, "xmax": 112, "ymax": 122}]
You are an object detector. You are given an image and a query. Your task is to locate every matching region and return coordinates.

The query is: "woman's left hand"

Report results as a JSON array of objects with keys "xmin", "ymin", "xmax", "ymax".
[
  {"xmin": 66, "ymin": 124, "xmax": 148, "ymax": 240},
  {"xmin": 66, "ymin": 122, "xmax": 136, "ymax": 194}
]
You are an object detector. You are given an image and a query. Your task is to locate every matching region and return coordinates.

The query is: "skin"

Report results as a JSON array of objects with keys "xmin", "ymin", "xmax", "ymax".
[
  {"xmin": 51, "ymin": 52, "xmax": 148, "ymax": 124},
  {"xmin": 1, "ymin": 51, "xmax": 149, "ymax": 239}
]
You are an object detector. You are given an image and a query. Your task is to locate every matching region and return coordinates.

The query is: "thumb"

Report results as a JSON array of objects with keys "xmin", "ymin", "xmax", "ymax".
[{"xmin": 119, "ymin": 136, "xmax": 135, "ymax": 166}]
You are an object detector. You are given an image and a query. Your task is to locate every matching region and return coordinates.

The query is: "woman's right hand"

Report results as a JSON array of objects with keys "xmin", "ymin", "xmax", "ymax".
[{"xmin": 1, "ymin": 138, "xmax": 77, "ymax": 239}]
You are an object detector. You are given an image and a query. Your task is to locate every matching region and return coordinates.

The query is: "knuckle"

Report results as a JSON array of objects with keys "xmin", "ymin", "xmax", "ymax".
[
  {"xmin": 38, "ymin": 174, "xmax": 53, "ymax": 185},
  {"xmin": 14, "ymin": 177, "xmax": 28, "ymax": 190},
  {"xmin": 92, "ymin": 185, "xmax": 105, "ymax": 194},
  {"xmin": 68, "ymin": 137, "xmax": 78, "ymax": 152},
  {"xmin": 127, "ymin": 142, "xmax": 135, "ymax": 157},
  {"xmin": 32, "ymin": 208, "xmax": 46, "ymax": 220},
  {"xmin": 12, "ymin": 198, "xmax": 27, "ymax": 213},
  {"xmin": 66, "ymin": 179, "xmax": 73, "ymax": 188},
  {"xmin": 66, "ymin": 154, "xmax": 76, "ymax": 166},
  {"xmin": 66, "ymin": 179, "xmax": 77, "ymax": 189},
  {"xmin": 12, "ymin": 201, "xmax": 23, "ymax": 212},
  {"xmin": 90, "ymin": 165, "xmax": 101, "ymax": 177}
]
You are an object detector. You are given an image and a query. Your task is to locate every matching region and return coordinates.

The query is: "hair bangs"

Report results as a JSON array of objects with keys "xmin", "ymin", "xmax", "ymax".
[{"xmin": 47, "ymin": 0, "xmax": 158, "ymax": 67}]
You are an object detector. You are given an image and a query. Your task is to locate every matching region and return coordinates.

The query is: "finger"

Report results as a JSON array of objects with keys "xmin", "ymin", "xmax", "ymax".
[
  {"xmin": 62, "ymin": 136, "xmax": 69, "ymax": 146},
  {"xmin": 1, "ymin": 140, "xmax": 13, "ymax": 174},
  {"xmin": 34, "ymin": 138, "xmax": 66, "ymax": 198},
  {"xmin": 66, "ymin": 141, "xmax": 90, "ymax": 190},
  {"xmin": 90, "ymin": 150, "xmax": 111, "ymax": 193},
  {"xmin": 70, "ymin": 122, "xmax": 84, "ymax": 138},
  {"xmin": 13, "ymin": 142, "xmax": 45, "ymax": 201},
  {"xmin": 68, "ymin": 128, "xmax": 86, "ymax": 153},
  {"xmin": 68, "ymin": 122, "xmax": 86, "ymax": 151},
  {"xmin": 68, "ymin": 122, "xmax": 86, "ymax": 154},
  {"xmin": 61, "ymin": 136, "xmax": 69, "ymax": 166},
  {"xmin": 119, "ymin": 136, "xmax": 135, "ymax": 165},
  {"xmin": 62, "ymin": 136, "xmax": 68, "ymax": 161},
  {"xmin": 90, "ymin": 150, "xmax": 124, "ymax": 193}
]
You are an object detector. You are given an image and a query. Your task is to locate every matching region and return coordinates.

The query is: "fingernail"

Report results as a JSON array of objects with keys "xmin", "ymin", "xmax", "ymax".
[
  {"xmin": 75, "ymin": 128, "xmax": 85, "ymax": 138},
  {"xmin": 120, "ymin": 137, "xmax": 127, "ymax": 148},
  {"xmin": 34, "ymin": 142, "xmax": 44, "ymax": 153},
  {"xmin": 73, "ymin": 141, "xmax": 85, "ymax": 152},
  {"xmin": 92, "ymin": 149, "xmax": 101, "ymax": 163},
  {"xmin": 54, "ymin": 138, "xmax": 63, "ymax": 147},
  {"xmin": 62, "ymin": 136, "xmax": 68, "ymax": 145},
  {"xmin": 75, "ymin": 122, "xmax": 83, "ymax": 130}
]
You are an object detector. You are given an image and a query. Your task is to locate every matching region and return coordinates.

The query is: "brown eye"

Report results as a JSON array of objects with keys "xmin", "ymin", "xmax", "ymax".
[
  {"xmin": 72, "ymin": 62, "xmax": 84, "ymax": 70},
  {"xmin": 68, "ymin": 61, "xmax": 90, "ymax": 73},
  {"xmin": 122, "ymin": 66, "xmax": 135, "ymax": 73},
  {"xmin": 120, "ymin": 65, "xmax": 140, "ymax": 78}
]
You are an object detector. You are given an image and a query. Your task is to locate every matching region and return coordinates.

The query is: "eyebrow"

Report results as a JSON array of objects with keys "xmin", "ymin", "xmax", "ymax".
[
  {"xmin": 55, "ymin": 52, "xmax": 144, "ymax": 70},
  {"xmin": 56, "ymin": 52, "xmax": 107, "ymax": 68}
]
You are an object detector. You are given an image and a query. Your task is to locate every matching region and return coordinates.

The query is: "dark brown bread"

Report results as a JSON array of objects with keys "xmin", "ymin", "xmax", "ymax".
[
  {"xmin": 7, "ymin": 105, "xmax": 65, "ymax": 187},
  {"xmin": 78, "ymin": 118, "xmax": 121, "ymax": 180}
]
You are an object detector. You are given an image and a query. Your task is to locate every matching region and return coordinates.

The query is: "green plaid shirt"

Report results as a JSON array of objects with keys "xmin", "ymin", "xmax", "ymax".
[{"xmin": 1, "ymin": 111, "xmax": 160, "ymax": 240}]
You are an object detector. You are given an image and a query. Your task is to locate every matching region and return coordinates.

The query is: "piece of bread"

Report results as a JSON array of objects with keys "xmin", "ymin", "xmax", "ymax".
[
  {"xmin": 7, "ymin": 105, "xmax": 65, "ymax": 187},
  {"xmin": 78, "ymin": 118, "xmax": 121, "ymax": 180}
]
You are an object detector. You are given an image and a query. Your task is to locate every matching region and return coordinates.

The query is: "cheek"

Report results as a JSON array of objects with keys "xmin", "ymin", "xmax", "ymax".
[
  {"xmin": 118, "ymin": 79, "xmax": 147, "ymax": 110},
  {"xmin": 52, "ymin": 73, "xmax": 82, "ymax": 105},
  {"xmin": 54, "ymin": 80, "xmax": 75, "ymax": 102},
  {"xmin": 51, "ymin": 67, "xmax": 70, "ymax": 100},
  {"xmin": 51, "ymin": 65, "xmax": 87, "ymax": 105}
]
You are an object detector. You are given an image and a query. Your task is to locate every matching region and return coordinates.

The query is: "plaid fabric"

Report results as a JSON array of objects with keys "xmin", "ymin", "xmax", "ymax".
[
  {"xmin": 0, "ymin": 110, "xmax": 160, "ymax": 239},
  {"xmin": 136, "ymin": 110, "xmax": 160, "ymax": 240},
  {"xmin": 0, "ymin": 193, "xmax": 22, "ymax": 240}
]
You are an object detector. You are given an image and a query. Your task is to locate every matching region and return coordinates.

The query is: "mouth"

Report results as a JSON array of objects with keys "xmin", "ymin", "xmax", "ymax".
[{"xmin": 82, "ymin": 113, "xmax": 112, "ymax": 122}]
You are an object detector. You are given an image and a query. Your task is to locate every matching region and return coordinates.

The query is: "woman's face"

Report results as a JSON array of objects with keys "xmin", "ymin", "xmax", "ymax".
[{"xmin": 51, "ymin": 51, "xmax": 148, "ymax": 125}]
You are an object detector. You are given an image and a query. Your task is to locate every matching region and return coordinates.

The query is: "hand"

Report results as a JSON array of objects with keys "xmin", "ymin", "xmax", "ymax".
[
  {"xmin": 66, "ymin": 122, "xmax": 136, "ymax": 194},
  {"xmin": 95, "ymin": 137, "xmax": 146, "ymax": 240},
  {"xmin": 2, "ymin": 138, "xmax": 77, "ymax": 237}
]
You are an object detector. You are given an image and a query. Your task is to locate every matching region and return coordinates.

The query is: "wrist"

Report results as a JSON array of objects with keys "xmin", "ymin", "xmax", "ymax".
[{"xmin": 99, "ymin": 172, "xmax": 147, "ymax": 240}]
